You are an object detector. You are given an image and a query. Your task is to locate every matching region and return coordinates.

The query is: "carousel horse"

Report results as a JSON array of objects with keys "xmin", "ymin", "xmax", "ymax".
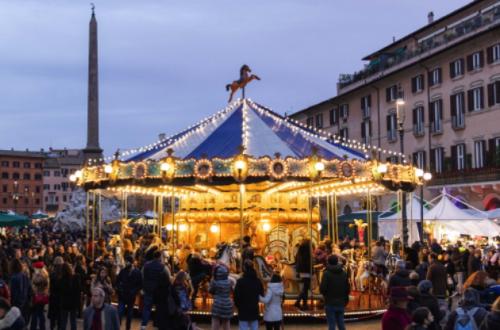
[
  {"xmin": 225, "ymin": 64, "xmax": 260, "ymax": 102},
  {"xmin": 280, "ymin": 261, "xmax": 323, "ymax": 299},
  {"xmin": 253, "ymin": 255, "xmax": 274, "ymax": 283},
  {"xmin": 385, "ymin": 253, "xmax": 401, "ymax": 275}
]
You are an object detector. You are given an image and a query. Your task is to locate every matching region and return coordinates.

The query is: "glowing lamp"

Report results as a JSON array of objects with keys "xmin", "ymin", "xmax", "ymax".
[
  {"xmin": 396, "ymin": 98, "xmax": 405, "ymax": 106},
  {"xmin": 235, "ymin": 159, "xmax": 246, "ymax": 171},
  {"xmin": 423, "ymin": 172, "xmax": 432, "ymax": 181},
  {"xmin": 317, "ymin": 223, "xmax": 322, "ymax": 231},
  {"xmin": 314, "ymin": 161, "xmax": 325, "ymax": 172},
  {"xmin": 75, "ymin": 170, "xmax": 83, "ymax": 178},
  {"xmin": 262, "ymin": 223, "xmax": 271, "ymax": 232},
  {"xmin": 160, "ymin": 162, "xmax": 171, "ymax": 172},
  {"xmin": 377, "ymin": 163, "xmax": 388, "ymax": 174},
  {"xmin": 210, "ymin": 224, "xmax": 219, "ymax": 233},
  {"xmin": 166, "ymin": 224, "xmax": 173, "ymax": 231},
  {"xmin": 69, "ymin": 174, "xmax": 77, "ymax": 182},
  {"xmin": 104, "ymin": 165, "xmax": 113, "ymax": 174},
  {"xmin": 415, "ymin": 168, "xmax": 424, "ymax": 178},
  {"xmin": 178, "ymin": 223, "xmax": 187, "ymax": 232}
]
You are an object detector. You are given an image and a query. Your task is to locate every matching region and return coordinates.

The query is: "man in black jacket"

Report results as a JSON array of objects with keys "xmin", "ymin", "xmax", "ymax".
[
  {"xmin": 234, "ymin": 260, "xmax": 264, "ymax": 330},
  {"xmin": 320, "ymin": 255, "xmax": 350, "ymax": 330},
  {"xmin": 388, "ymin": 260, "xmax": 411, "ymax": 290},
  {"xmin": 117, "ymin": 256, "xmax": 142, "ymax": 330}
]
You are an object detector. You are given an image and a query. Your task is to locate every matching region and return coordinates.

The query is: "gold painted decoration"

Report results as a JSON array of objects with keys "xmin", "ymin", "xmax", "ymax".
[
  {"xmin": 268, "ymin": 158, "xmax": 288, "ymax": 180},
  {"xmin": 194, "ymin": 159, "xmax": 213, "ymax": 180}
]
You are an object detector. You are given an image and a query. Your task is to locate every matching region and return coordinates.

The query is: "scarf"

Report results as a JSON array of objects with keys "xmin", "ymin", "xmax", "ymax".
[{"xmin": 90, "ymin": 306, "xmax": 103, "ymax": 330}]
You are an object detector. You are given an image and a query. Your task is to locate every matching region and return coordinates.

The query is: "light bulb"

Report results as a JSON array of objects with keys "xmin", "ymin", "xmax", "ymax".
[
  {"xmin": 75, "ymin": 170, "xmax": 83, "ymax": 178},
  {"xmin": 423, "ymin": 172, "xmax": 432, "ymax": 181},
  {"xmin": 317, "ymin": 223, "xmax": 322, "ymax": 231},
  {"xmin": 104, "ymin": 165, "xmax": 113, "ymax": 174},
  {"xmin": 262, "ymin": 223, "xmax": 271, "ymax": 232},
  {"xmin": 178, "ymin": 223, "xmax": 187, "ymax": 232},
  {"xmin": 377, "ymin": 164, "xmax": 388, "ymax": 174},
  {"xmin": 415, "ymin": 168, "xmax": 424, "ymax": 178},
  {"xmin": 166, "ymin": 224, "xmax": 173, "ymax": 231},
  {"xmin": 160, "ymin": 162, "xmax": 171, "ymax": 172},
  {"xmin": 314, "ymin": 162, "xmax": 325, "ymax": 172},
  {"xmin": 69, "ymin": 174, "xmax": 77, "ymax": 182},
  {"xmin": 235, "ymin": 159, "xmax": 246, "ymax": 170},
  {"xmin": 210, "ymin": 224, "xmax": 219, "ymax": 233}
]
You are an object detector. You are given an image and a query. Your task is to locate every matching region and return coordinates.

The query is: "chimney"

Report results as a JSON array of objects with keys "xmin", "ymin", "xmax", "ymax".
[
  {"xmin": 158, "ymin": 133, "xmax": 166, "ymax": 141},
  {"xmin": 428, "ymin": 11, "xmax": 434, "ymax": 24}
]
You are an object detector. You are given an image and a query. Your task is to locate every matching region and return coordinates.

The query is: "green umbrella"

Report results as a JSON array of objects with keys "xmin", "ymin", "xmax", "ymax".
[{"xmin": 0, "ymin": 212, "xmax": 30, "ymax": 227}]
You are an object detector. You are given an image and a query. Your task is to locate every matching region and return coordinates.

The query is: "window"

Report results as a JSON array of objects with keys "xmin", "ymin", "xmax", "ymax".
[
  {"xmin": 43, "ymin": 171, "xmax": 50, "ymax": 177},
  {"xmin": 360, "ymin": 120, "xmax": 372, "ymax": 145},
  {"xmin": 35, "ymin": 186, "xmax": 41, "ymax": 193},
  {"xmin": 306, "ymin": 117, "xmax": 314, "ymax": 127},
  {"xmin": 23, "ymin": 162, "xmax": 31, "ymax": 168},
  {"xmin": 340, "ymin": 104, "xmax": 349, "ymax": 121},
  {"xmin": 34, "ymin": 174, "xmax": 42, "ymax": 181},
  {"xmin": 489, "ymin": 137, "xmax": 500, "ymax": 167},
  {"xmin": 429, "ymin": 99, "xmax": 443, "ymax": 134},
  {"xmin": 0, "ymin": 161, "xmax": 9, "ymax": 167},
  {"xmin": 449, "ymin": 59, "xmax": 464, "ymax": 78},
  {"xmin": 487, "ymin": 44, "xmax": 500, "ymax": 64},
  {"xmin": 329, "ymin": 108, "xmax": 338, "ymax": 126},
  {"xmin": 452, "ymin": 144, "xmax": 466, "ymax": 170},
  {"xmin": 411, "ymin": 75, "xmax": 424, "ymax": 93},
  {"xmin": 35, "ymin": 199, "xmax": 40, "ymax": 205},
  {"xmin": 53, "ymin": 184, "xmax": 61, "ymax": 190},
  {"xmin": 24, "ymin": 198, "xmax": 29, "ymax": 205},
  {"xmin": 23, "ymin": 173, "xmax": 31, "ymax": 180},
  {"xmin": 63, "ymin": 195, "xmax": 67, "ymax": 202},
  {"xmin": 430, "ymin": 147, "xmax": 444, "ymax": 174},
  {"xmin": 468, "ymin": 87, "xmax": 484, "ymax": 111},
  {"xmin": 386, "ymin": 85, "xmax": 398, "ymax": 102},
  {"xmin": 62, "ymin": 183, "xmax": 68, "ymax": 191},
  {"xmin": 34, "ymin": 163, "xmax": 42, "ymax": 169},
  {"xmin": 2, "ymin": 198, "xmax": 7, "ymax": 205},
  {"xmin": 361, "ymin": 95, "xmax": 371, "ymax": 118},
  {"xmin": 1, "ymin": 172, "xmax": 8, "ymax": 179},
  {"xmin": 412, "ymin": 106, "xmax": 425, "ymax": 136},
  {"xmin": 315, "ymin": 113, "xmax": 323, "ymax": 129},
  {"xmin": 54, "ymin": 171, "xmax": 61, "ymax": 177},
  {"xmin": 12, "ymin": 161, "xmax": 20, "ymax": 168},
  {"xmin": 474, "ymin": 140, "xmax": 486, "ymax": 169},
  {"xmin": 2, "ymin": 185, "xmax": 7, "ymax": 193},
  {"xmin": 339, "ymin": 127, "xmax": 349, "ymax": 140},
  {"xmin": 487, "ymin": 81, "xmax": 500, "ymax": 107},
  {"xmin": 428, "ymin": 68, "xmax": 442, "ymax": 87},
  {"xmin": 467, "ymin": 51, "xmax": 484, "ymax": 71},
  {"xmin": 412, "ymin": 151, "xmax": 426, "ymax": 170},
  {"xmin": 451, "ymin": 92, "xmax": 465, "ymax": 129},
  {"xmin": 386, "ymin": 113, "xmax": 397, "ymax": 142},
  {"xmin": 43, "ymin": 184, "xmax": 50, "ymax": 190},
  {"xmin": 55, "ymin": 196, "xmax": 59, "ymax": 202},
  {"xmin": 12, "ymin": 172, "xmax": 20, "ymax": 179}
]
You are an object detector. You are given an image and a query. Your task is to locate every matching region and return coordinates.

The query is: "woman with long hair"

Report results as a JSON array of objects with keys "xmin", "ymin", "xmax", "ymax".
[
  {"xmin": 90, "ymin": 267, "xmax": 114, "ymax": 303},
  {"xmin": 58, "ymin": 263, "xmax": 81, "ymax": 330}
]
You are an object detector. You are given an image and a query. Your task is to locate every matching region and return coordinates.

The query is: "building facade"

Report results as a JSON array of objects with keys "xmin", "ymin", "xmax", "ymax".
[
  {"xmin": 292, "ymin": 0, "xmax": 500, "ymax": 211},
  {"xmin": 43, "ymin": 149, "xmax": 84, "ymax": 215},
  {"xmin": 0, "ymin": 150, "xmax": 45, "ymax": 215}
]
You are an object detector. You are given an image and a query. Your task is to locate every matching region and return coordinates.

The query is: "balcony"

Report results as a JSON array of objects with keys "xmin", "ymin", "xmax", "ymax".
[
  {"xmin": 337, "ymin": 6, "xmax": 500, "ymax": 93},
  {"xmin": 429, "ymin": 167, "xmax": 500, "ymax": 187}
]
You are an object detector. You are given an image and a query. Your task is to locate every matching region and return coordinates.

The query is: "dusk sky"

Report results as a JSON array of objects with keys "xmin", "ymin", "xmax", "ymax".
[{"xmin": 0, "ymin": 0, "xmax": 470, "ymax": 157}]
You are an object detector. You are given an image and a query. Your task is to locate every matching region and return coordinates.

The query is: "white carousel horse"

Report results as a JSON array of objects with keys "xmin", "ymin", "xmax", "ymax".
[
  {"xmin": 215, "ymin": 243, "xmax": 240, "ymax": 285},
  {"xmin": 280, "ymin": 261, "xmax": 323, "ymax": 299}
]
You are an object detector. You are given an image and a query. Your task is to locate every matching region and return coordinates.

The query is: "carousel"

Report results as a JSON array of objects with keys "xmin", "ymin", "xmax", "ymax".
[{"xmin": 72, "ymin": 94, "xmax": 422, "ymax": 319}]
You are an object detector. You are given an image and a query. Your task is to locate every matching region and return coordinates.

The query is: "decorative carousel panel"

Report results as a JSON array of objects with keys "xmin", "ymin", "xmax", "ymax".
[
  {"xmin": 324, "ymin": 160, "xmax": 340, "ymax": 178},
  {"xmin": 147, "ymin": 162, "xmax": 161, "ymax": 177},
  {"xmin": 175, "ymin": 159, "xmax": 195, "ymax": 178},
  {"xmin": 286, "ymin": 158, "xmax": 308, "ymax": 177},
  {"xmin": 268, "ymin": 158, "xmax": 288, "ymax": 180},
  {"xmin": 133, "ymin": 162, "xmax": 148, "ymax": 179},
  {"xmin": 248, "ymin": 157, "xmax": 270, "ymax": 176},
  {"xmin": 122, "ymin": 164, "xmax": 134, "ymax": 178},
  {"xmin": 194, "ymin": 159, "xmax": 213, "ymax": 180},
  {"xmin": 212, "ymin": 158, "xmax": 232, "ymax": 176}
]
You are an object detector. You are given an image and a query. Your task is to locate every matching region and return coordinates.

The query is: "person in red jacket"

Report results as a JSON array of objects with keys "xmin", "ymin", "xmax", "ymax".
[{"xmin": 382, "ymin": 287, "xmax": 412, "ymax": 330}]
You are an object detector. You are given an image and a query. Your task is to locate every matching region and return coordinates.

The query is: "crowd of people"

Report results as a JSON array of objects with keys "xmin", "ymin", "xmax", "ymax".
[{"xmin": 0, "ymin": 219, "xmax": 498, "ymax": 330}]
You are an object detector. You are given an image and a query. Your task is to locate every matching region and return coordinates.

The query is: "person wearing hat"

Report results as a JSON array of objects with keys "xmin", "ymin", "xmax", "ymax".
[
  {"xmin": 382, "ymin": 287, "xmax": 412, "ymax": 330},
  {"xmin": 116, "ymin": 255, "xmax": 142, "ymax": 330},
  {"xmin": 444, "ymin": 288, "xmax": 488, "ymax": 330},
  {"xmin": 320, "ymin": 255, "xmax": 350, "ymax": 330},
  {"xmin": 417, "ymin": 280, "xmax": 442, "ymax": 330},
  {"xmin": 0, "ymin": 297, "xmax": 25, "ymax": 330},
  {"xmin": 484, "ymin": 296, "xmax": 500, "ymax": 329},
  {"xmin": 388, "ymin": 260, "xmax": 411, "ymax": 291},
  {"xmin": 31, "ymin": 260, "xmax": 49, "ymax": 330}
]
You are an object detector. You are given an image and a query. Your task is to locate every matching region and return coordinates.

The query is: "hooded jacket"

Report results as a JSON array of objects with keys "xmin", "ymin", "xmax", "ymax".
[
  {"xmin": 388, "ymin": 269, "xmax": 411, "ymax": 290},
  {"xmin": 208, "ymin": 266, "xmax": 234, "ymax": 320},
  {"xmin": 260, "ymin": 282, "xmax": 284, "ymax": 322},
  {"xmin": 0, "ymin": 306, "xmax": 26, "ymax": 330},
  {"xmin": 234, "ymin": 268, "xmax": 264, "ymax": 321},
  {"xmin": 320, "ymin": 265, "xmax": 350, "ymax": 307}
]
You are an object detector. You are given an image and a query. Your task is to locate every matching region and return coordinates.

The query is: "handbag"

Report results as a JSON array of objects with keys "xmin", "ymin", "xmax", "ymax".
[{"xmin": 33, "ymin": 293, "xmax": 49, "ymax": 305}]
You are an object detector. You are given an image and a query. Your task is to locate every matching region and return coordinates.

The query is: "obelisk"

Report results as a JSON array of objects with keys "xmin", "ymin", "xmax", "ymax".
[{"xmin": 83, "ymin": 5, "xmax": 103, "ymax": 164}]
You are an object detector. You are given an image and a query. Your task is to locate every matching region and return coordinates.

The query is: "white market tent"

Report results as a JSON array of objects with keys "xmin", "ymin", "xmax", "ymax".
[
  {"xmin": 424, "ymin": 189, "xmax": 500, "ymax": 239},
  {"xmin": 378, "ymin": 196, "xmax": 426, "ymax": 243}
]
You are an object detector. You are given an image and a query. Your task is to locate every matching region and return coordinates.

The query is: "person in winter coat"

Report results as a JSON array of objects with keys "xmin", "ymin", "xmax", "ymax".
[
  {"xmin": 406, "ymin": 307, "xmax": 434, "ymax": 330},
  {"xmin": 116, "ymin": 256, "xmax": 142, "ymax": 330},
  {"xmin": 416, "ymin": 280, "xmax": 442, "ymax": 330},
  {"xmin": 90, "ymin": 267, "xmax": 113, "ymax": 304},
  {"xmin": 83, "ymin": 288, "xmax": 120, "ymax": 330},
  {"xmin": 0, "ymin": 297, "xmax": 25, "ymax": 330},
  {"xmin": 58, "ymin": 262, "xmax": 81, "ymax": 330},
  {"xmin": 444, "ymin": 288, "xmax": 488, "ymax": 330},
  {"xmin": 31, "ymin": 261, "xmax": 49, "ymax": 330},
  {"xmin": 234, "ymin": 261, "xmax": 264, "ymax": 330},
  {"xmin": 388, "ymin": 260, "xmax": 411, "ymax": 290},
  {"xmin": 48, "ymin": 257, "xmax": 63, "ymax": 330},
  {"xmin": 294, "ymin": 238, "xmax": 312, "ymax": 309},
  {"xmin": 260, "ymin": 274, "xmax": 284, "ymax": 330},
  {"xmin": 173, "ymin": 271, "xmax": 192, "ymax": 312},
  {"xmin": 8, "ymin": 259, "xmax": 32, "ymax": 324},
  {"xmin": 468, "ymin": 249, "xmax": 483, "ymax": 277},
  {"xmin": 187, "ymin": 252, "xmax": 210, "ymax": 309},
  {"xmin": 320, "ymin": 255, "xmax": 350, "ymax": 330},
  {"xmin": 426, "ymin": 253, "xmax": 447, "ymax": 300},
  {"xmin": 209, "ymin": 265, "xmax": 233, "ymax": 330},
  {"xmin": 484, "ymin": 296, "xmax": 500, "ymax": 330},
  {"xmin": 382, "ymin": 287, "xmax": 412, "ymax": 330}
]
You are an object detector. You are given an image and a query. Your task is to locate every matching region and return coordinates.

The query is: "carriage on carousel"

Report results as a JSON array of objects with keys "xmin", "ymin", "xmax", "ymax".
[{"xmin": 73, "ymin": 97, "xmax": 422, "ymax": 319}]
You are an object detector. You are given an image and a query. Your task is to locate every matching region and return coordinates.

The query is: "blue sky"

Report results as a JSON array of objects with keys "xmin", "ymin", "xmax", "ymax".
[{"xmin": 0, "ymin": 0, "xmax": 469, "ymax": 156}]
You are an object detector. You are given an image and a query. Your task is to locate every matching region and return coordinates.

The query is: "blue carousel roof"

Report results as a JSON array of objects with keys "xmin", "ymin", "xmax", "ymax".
[{"xmin": 127, "ymin": 99, "xmax": 366, "ymax": 162}]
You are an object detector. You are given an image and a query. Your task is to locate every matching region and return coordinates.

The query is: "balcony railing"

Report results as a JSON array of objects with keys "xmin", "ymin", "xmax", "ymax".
[
  {"xmin": 452, "ymin": 115, "xmax": 465, "ymax": 130},
  {"xmin": 429, "ymin": 166, "xmax": 500, "ymax": 186},
  {"xmin": 338, "ymin": 6, "xmax": 500, "ymax": 91}
]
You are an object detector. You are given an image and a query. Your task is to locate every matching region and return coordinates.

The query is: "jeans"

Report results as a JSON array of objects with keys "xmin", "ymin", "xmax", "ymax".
[
  {"xmin": 296, "ymin": 277, "xmax": 311, "ymax": 305},
  {"xmin": 265, "ymin": 321, "xmax": 281, "ymax": 330},
  {"xmin": 59, "ymin": 309, "xmax": 77, "ymax": 330},
  {"xmin": 118, "ymin": 298, "xmax": 135, "ymax": 330},
  {"xmin": 30, "ymin": 304, "xmax": 46, "ymax": 330},
  {"xmin": 191, "ymin": 273, "xmax": 206, "ymax": 304},
  {"xmin": 141, "ymin": 293, "xmax": 154, "ymax": 327},
  {"xmin": 239, "ymin": 320, "xmax": 259, "ymax": 330},
  {"xmin": 325, "ymin": 305, "xmax": 345, "ymax": 330}
]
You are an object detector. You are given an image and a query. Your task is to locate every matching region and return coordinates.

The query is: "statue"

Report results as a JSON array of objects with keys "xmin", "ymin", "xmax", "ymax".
[{"xmin": 226, "ymin": 65, "xmax": 260, "ymax": 102}]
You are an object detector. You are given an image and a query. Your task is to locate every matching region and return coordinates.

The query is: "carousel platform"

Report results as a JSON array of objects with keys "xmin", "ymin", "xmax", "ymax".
[{"xmin": 187, "ymin": 291, "xmax": 386, "ymax": 322}]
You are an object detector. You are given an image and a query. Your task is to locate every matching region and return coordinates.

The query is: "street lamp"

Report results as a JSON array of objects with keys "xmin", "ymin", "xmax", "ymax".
[
  {"xmin": 416, "ymin": 171, "xmax": 432, "ymax": 243},
  {"xmin": 12, "ymin": 181, "xmax": 19, "ymax": 213},
  {"xmin": 396, "ymin": 94, "xmax": 409, "ymax": 247}
]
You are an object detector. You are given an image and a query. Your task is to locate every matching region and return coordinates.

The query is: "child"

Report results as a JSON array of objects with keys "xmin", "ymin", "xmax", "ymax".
[
  {"xmin": 260, "ymin": 273, "xmax": 284, "ymax": 330},
  {"xmin": 173, "ymin": 271, "xmax": 192, "ymax": 312}
]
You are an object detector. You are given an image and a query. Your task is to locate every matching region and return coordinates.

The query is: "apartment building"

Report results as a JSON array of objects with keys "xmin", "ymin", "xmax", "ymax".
[{"xmin": 292, "ymin": 0, "xmax": 500, "ymax": 210}]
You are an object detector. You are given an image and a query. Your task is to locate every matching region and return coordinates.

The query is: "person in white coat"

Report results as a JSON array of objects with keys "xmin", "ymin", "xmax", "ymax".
[{"xmin": 259, "ymin": 274, "xmax": 284, "ymax": 330}]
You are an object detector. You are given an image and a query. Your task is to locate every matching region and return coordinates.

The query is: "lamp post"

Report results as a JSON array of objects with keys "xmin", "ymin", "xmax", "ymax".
[
  {"xmin": 12, "ymin": 181, "xmax": 19, "ymax": 213},
  {"xmin": 415, "ymin": 169, "xmax": 432, "ymax": 243},
  {"xmin": 396, "ymin": 95, "xmax": 408, "ymax": 247}
]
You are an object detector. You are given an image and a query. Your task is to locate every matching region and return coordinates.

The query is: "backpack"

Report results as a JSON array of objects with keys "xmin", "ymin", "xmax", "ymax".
[
  {"xmin": 0, "ymin": 279, "xmax": 10, "ymax": 301},
  {"xmin": 454, "ymin": 307, "xmax": 478, "ymax": 330}
]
